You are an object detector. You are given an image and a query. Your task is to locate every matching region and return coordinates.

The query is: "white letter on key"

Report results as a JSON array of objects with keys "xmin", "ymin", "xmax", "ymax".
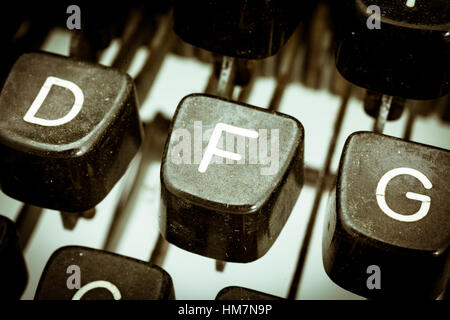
[
  {"xmin": 23, "ymin": 76, "xmax": 84, "ymax": 127},
  {"xmin": 376, "ymin": 167, "xmax": 432, "ymax": 222},
  {"xmin": 198, "ymin": 123, "xmax": 258, "ymax": 173}
]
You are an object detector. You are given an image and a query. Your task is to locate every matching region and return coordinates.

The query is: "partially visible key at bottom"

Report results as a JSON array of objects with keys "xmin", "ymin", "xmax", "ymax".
[
  {"xmin": 34, "ymin": 246, "xmax": 175, "ymax": 300},
  {"xmin": 216, "ymin": 286, "xmax": 283, "ymax": 300}
]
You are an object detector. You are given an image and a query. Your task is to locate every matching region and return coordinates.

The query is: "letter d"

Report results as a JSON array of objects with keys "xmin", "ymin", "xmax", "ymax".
[{"xmin": 23, "ymin": 76, "xmax": 84, "ymax": 127}]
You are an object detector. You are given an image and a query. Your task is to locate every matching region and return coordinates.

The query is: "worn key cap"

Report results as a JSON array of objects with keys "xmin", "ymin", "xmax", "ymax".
[
  {"xmin": 323, "ymin": 132, "xmax": 450, "ymax": 299},
  {"xmin": 0, "ymin": 215, "xmax": 28, "ymax": 299},
  {"xmin": 332, "ymin": 0, "xmax": 449, "ymax": 99},
  {"xmin": 160, "ymin": 94, "xmax": 304, "ymax": 262},
  {"xmin": 173, "ymin": 0, "xmax": 312, "ymax": 59},
  {"xmin": 0, "ymin": 52, "xmax": 143, "ymax": 212},
  {"xmin": 216, "ymin": 286, "xmax": 282, "ymax": 300},
  {"xmin": 35, "ymin": 246, "xmax": 175, "ymax": 300}
]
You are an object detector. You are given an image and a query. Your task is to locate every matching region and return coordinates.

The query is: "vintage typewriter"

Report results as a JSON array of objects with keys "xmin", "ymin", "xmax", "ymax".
[{"xmin": 0, "ymin": 0, "xmax": 449, "ymax": 300}]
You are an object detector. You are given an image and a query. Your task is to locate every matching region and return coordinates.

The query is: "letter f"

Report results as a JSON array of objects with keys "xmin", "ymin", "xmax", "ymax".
[{"xmin": 198, "ymin": 123, "xmax": 258, "ymax": 173}]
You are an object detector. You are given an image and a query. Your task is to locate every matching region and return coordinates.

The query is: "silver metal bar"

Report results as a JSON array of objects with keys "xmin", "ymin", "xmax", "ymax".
[{"xmin": 373, "ymin": 94, "xmax": 393, "ymax": 133}]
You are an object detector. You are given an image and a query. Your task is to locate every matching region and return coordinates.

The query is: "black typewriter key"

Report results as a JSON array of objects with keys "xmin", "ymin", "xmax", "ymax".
[
  {"xmin": 160, "ymin": 94, "xmax": 304, "ymax": 262},
  {"xmin": 323, "ymin": 132, "xmax": 450, "ymax": 299},
  {"xmin": 35, "ymin": 246, "xmax": 175, "ymax": 300},
  {"xmin": 0, "ymin": 52, "xmax": 143, "ymax": 212},
  {"xmin": 0, "ymin": 215, "xmax": 28, "ymax": 299},
  {"xmin": 173, "ymin": 0, "xmax": 313, "ymax": 59},
  {"xmin": 216, "ymin": 286, "xmax": 282, "ymax": 300},
  {"xmin": 332, "ymin": 0, "xmax": 449, "ymax": 99}
]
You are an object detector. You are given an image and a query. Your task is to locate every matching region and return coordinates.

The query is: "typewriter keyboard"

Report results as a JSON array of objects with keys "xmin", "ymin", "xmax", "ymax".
[{"xmin": 0, "ymin": 1, "xmax": 449, "ymax": 300}]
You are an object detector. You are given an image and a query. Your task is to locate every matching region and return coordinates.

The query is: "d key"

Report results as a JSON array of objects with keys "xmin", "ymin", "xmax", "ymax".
[
  {"xmin": 323, "ymin": 132, "xmax": 450, "ymax": 299},
  {"xmin": 0, "ymin": 52, "xmax": 143, "ymax": 212},
  {"xmin": 160, "ymin": 94, "xmax": 304, "ymax": 262}
]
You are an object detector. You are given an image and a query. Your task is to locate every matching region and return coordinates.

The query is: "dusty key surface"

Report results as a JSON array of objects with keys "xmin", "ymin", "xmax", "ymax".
[
  {"xmin": 323, "ymin": 131, "xmax": 450, "ymax": 299},
  {"xmin": 0, "ymin": 52, "xmax": 142, "ymax": 212},
  {"xmin": 160, "ymin": 94, "xmax": 304, "ymax": 262},
  {"xmin": 35, "ymin": 246, "xmax": 175, "ymax": 300}
]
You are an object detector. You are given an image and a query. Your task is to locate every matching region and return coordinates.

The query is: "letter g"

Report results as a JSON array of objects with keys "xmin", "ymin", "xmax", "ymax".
[{"xmin": 376, "ymin": 167, "xmax": 432, "ymax": 222}]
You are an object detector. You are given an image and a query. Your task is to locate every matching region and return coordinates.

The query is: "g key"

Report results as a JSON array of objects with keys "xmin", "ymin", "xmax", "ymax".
[{"xmin": 323, "ymin": 132, "xmax": 450, "ymax": 299}]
